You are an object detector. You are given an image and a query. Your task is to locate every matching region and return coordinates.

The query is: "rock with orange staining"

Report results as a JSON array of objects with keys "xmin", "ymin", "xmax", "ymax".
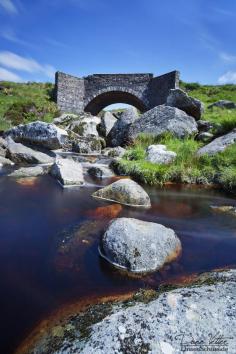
[
  {"xmin": 92, "ymin": 179, "xmax": 151, "ymax": 207},
  {"xmin": 86, "ymin": 204, "xmax": 122, "ymax": 219},
  {"xmin": 16, "ymin": 177, "xmax": 38, "ymax": 187}
]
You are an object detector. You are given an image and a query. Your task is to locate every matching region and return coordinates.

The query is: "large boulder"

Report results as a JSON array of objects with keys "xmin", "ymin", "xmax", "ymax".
[
  {"xmin": 50, "ymin": 158, "xmax": 84, "ymax": 187},
  {"xmin": 197, "ymin": 129, "xmax": 236, "ymax": 156},
  {"xmin": 72, "ymin": 136, "xmax": 103, "ymax": 154},
  {"xmin": 166, "ymin": 88, "xmax": 204, "ymax": 120},
  {"xmin": 208, "ymin": 100, "xmax": 236, "ymax": 109},
  {"xmin": 146, "ymin": 144, "xmax": 177, "ymax": 164},
  {"xmin": 4, "ymin": 121, "xmax": 68, "ymax": 150},
  {"xmin": 99, "ymin": 111, "xmax": 117, "ymax": 137},
  {"xmin": 127, "ymin": 105, "xmax": 198, "ymax": 144},
  {"xmin": 68, "ymin": 114, "xmax": 101, "ymax": 137},
  {"xmin": 92, "ymin": 178, "xmax": 151, "ymax": 207},
  {"xmin": 5, "ymin": 138, "xmax": 54, "ymax": 164},
  {"xmin": 100, "ymin": 217, "xmax": 181, "ymax": 273},
  {"xmin": 107, "ymin": 107, "xmax": 139, "ymax": 147}
]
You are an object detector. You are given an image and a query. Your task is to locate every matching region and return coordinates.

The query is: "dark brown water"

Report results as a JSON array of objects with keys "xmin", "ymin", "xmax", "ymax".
[{"xmin": 0, "ymin": 173, "xmax": 236, "ymax": 353}]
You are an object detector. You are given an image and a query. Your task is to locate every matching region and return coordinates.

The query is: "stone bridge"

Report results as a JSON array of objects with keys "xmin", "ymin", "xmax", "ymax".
[{"xmin": 55, "ymin": 71, "xmax": 179, "ymax": 115}]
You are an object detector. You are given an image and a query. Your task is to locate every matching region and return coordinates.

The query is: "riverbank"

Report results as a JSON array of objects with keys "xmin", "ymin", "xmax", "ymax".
[{"xmin": 113, "ymin": 133, "xmax": 236, "ymax": 192}]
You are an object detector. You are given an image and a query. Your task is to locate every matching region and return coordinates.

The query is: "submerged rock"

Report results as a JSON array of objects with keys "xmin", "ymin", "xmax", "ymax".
[
  {"xmin": 50, "ymin": 158, "xmax": 84, "ymax": 187},
  {"xmin": 20, "ymin": 270, "xmax": 236, "ymax": 354},
  {"xmin": 197, "ymin": 129, "xmax": 236, "ymax": 156},
  {"xmin": 211, "ymin": 205, "xmax": 236, "ymax": 216},
  {"xmin": 4, "ymin": 121, "xmax": 68, "ymax": 150},
  {"xmin": 92, "ymin": 179, "xmax": 151, "ymax": 207},
  {"xmin": 146, "ymin": 144, "xmax": 177, "ymax": 164},
  {"xmin": 100, "ymin": 217, "xmax": 181, "ymax": 273},
  {"xmin": 166, "ymin": 88, "xmax": 204, "ymax": 119},
  {"xmin": 5, "ymin": 138, "xmax": 54, "ymax": 164},
  {"xmin": 127, "ymin": 105, "xmax": 198, "ymax": 144}
]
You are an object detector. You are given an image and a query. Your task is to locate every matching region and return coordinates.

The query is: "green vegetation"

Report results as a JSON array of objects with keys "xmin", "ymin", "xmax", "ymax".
[
  {"xmin": 180, "ymin": 81, "xmax": 236, "ymax": 134},
  {"xmin": 0, "ymin": 81, "xmax": 59, "ymax": 131},
  {"xmin": 114, "ymin": 133, "xmax": 236, "ymax": 191}
]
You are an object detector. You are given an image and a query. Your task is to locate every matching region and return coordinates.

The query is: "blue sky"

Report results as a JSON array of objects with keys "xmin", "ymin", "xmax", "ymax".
[{"xmin": 0, "ymin": 0, "xmax": 236, "ymax": 84}]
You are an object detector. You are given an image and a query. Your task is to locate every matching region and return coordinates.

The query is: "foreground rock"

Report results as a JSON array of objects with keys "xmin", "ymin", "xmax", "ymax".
[
  {"xmin": 92, "ymin": 179, "xmax": 151, "ymax": 207},
  {"xmin": 166, "ymin": 88, "xmax": 204, "ymax": 119},
  {"xmin": 8, "ymin": 165, "xmax": 50, "ymax": 178},
  {"xmin": 197, "ymin": 129, "xmax": 236, "ymax": 156},
  {"xmin": 100, "ymin": 217, "xmax": 181, "ymax": 273},
  {"xmin": 208, "ymin": 100, "xmax": 236, "ymax": 109},
  {"xmin": 50, "ymin": 158, "xmax": 84, "ymax": 187},
  {"xmin": 4, "ymin": 121, "xmax": 68, "ymax": 150},
  {"xmin": 21, "ymin": 270, "xmax": 236, "ymax": 354},
  {"xmin": 88, "ymin": 164, "xmax": 115, "ymax": 179},
  {"xmin": 53, "ymin": 113, "xmax": 78, "ymax": 126},
  {"xmin": 107, "ymin": 107, "xmax": 139, "ymax": 147},
  {"xmin": 146, "ymin": 144, "xmax": 176, "ymax": 164},
  {"xmin": 127, "ymin": 105, "xmax": 198, "ymax": 144},
  {"xmin": 72, "ymin": 136, "xmax": 103, "ymax": 154},
  {"xmin": 6, "ymin": 138, "xmax": 54, "ymax": 164},
  {"xmin": 99, "ymin": 111, "xmax": 117, "ymax": 137}
]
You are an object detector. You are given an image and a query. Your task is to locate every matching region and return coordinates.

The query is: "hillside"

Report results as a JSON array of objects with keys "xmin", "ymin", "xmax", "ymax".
[{"xmin": 0, "ymin": 80, "xmax": 236, "ymax": 132}]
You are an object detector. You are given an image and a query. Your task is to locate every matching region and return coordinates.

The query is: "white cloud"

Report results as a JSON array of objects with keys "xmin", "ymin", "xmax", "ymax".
[
  {"xmin": 0, "ymin": 0, "xmax": 17, "ymax": 14},
  {"xmin": 219, "ymin": 52, "xmax": 236, "ymax": 63},
  {"xmin": 218, "ymin": 71, "xmax": 236, "ymax": 84},
  {"xmin": 0, "ymin": 67, "xmax": 22, "ymax": 81},
  {"xmin": 0, "ymin": 51, "xmax": 55, "ymax": 79}
]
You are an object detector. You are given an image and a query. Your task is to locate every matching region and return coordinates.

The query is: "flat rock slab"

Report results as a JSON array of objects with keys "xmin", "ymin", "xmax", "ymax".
[
  {"xmin": 25, "ymin": 270, "xmax": 236, "ymax": 354},
  {"xmin": 100, "ymin": 217, "xmax": 181, "ymax": 273},
  {"xmin": 8, "ymin": 165, "xmax": 50, "ymax": 178},
  {"xmin": 92, "ymin": 179, "xmax": 151, "ymax": 207},
  {"xmin": 5, "ymin": 138, "xmax": 54, "ymax": 164},
  {"xmin": 197, "ymin": 129, "xmax": 236, "ymax": 156},
  {"xmin": 50, "ymin": 158, "xmax": 84, "ymax": 187}
]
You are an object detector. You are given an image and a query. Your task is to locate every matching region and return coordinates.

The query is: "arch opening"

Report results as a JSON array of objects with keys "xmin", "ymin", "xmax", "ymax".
[{"xmin": 84, "ymin": 91, "xmax": 147, "ymax": 116}]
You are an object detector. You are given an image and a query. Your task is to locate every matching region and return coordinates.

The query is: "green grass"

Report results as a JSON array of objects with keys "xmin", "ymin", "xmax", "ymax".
[
  {"xmin": 114, "ymin": 134, "xmax": 236, "ymax": 191},
  {"xmin": 180, "ymin": 81, "xmax": 236, "ymax": 134},
  {"xmin": 0, "ymin": 81, "xmax": 59, "ymax": 131}
]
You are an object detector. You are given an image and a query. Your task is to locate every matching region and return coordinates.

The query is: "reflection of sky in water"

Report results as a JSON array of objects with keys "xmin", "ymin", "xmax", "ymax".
[{"xmin": 0, "ymin": 175, "xmax": 236, "ymax": 353}]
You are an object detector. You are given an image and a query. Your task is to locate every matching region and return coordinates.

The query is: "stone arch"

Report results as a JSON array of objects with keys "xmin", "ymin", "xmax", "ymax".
[{"xmin": 84, "ymin": 88, "xmax": 148, "ymax": 116}]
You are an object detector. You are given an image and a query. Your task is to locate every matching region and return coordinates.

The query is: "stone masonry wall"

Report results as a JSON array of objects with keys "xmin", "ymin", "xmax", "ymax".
[{"xmin": 55, "ymin": 71, "xmax": 179, "ymax": 114}]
